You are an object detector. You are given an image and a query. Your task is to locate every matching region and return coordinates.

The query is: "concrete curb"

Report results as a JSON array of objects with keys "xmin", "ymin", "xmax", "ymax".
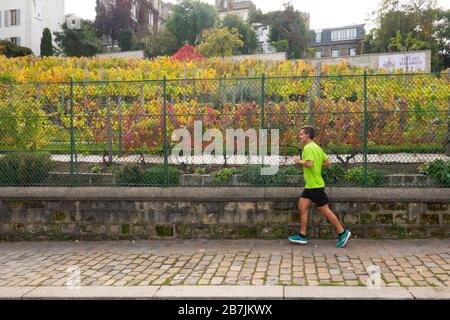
[
  {"xmin": 1, "ymin": 286, "xmax": 449, "ymax": 300},
  {"xmin": 284, "ymin": 286, "xmax": 413, "ymax": 300},
  {"xmin": 0, "ymin": 187, "xmax": 449, "ymax": 202},
  {"xmin": 154, "ymin": 286, "xmax": 284, "ymax": 300}
]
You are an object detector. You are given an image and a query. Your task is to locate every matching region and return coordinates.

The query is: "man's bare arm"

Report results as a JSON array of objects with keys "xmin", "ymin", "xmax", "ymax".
[
  {"xmin": 294, "ymin": 156, "xmax": 313, "ymax": 168},
  {"xmin": 323, "ymin": 159, "xmax": 331, "ymax": 167}
]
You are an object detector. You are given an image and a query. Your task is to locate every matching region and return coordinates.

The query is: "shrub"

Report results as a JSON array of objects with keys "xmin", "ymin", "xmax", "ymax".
[
  {"xmin": 118, "ymin": 28, "xmax": 133, "ymax": 52},
  {"xmin": 90, "ymin": 164, "xmax": 102, "ymax": 173},
  {"xmin": 116, "ymin": 164, "xmax": 143, "ymax": 186},
  {"xmin": 143, "ymin": 165, "xmax": 181, "ymax": 186},
  {"xmin": 194, "ymin": 167, "xmax": 207, "ymax": 174},
  {"xmin": 0, "ymin": 152, "xmax": 52, "ymax": 185},
  {"xmin": 279, "ymin": 166, "xmax": 302, "ymax": 176},
  {"xmin": 344, "ymin": 166, "xmax": 386, "ymax": 187},
  {"xmin": 242, "ymin": 165, "xmax": 284, "ymax": 186},
  {"xmin": 420, "ymin": 160, "xmax": 450, "ymax": 186},
  {"xmin": 323, "ymin": 164, "xmax": 346, "ymax": 184},
  {"xmin": 0, "ymin": 40, "xmax": 33, "ymax": 57},
  {"xmin": 0, "ymin": 155, "xmax": 20, "ymax": 185},
  {"xmin": 212, "ymin": 167, "xmax": 238, "ymax": 184}
]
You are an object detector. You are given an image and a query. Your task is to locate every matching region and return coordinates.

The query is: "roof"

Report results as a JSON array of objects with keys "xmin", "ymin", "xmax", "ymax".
[{"xmin": 313, "ymin": 24, "xmax": 366, "ymax": 33}]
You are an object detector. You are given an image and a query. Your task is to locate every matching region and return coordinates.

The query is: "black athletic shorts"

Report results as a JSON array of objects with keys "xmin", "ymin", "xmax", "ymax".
[{"xmin": 301, "ymin": 188, "xmax": 329, "ymax": 207}]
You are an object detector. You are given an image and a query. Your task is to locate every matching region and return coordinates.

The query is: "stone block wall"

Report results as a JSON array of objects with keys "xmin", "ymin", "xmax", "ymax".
[{"xmin": 0, "ymin": 187, "xmax": 448, "ymax": 240}]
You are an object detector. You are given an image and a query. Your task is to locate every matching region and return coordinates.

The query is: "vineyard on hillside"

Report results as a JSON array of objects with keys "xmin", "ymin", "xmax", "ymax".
[{"xmin": 0, "ymin": 56, "xmax": 449, "ymax": 160}]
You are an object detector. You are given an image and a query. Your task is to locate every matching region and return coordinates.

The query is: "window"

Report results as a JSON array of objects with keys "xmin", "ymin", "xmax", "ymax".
[
  {"xmin": 131, "ymin": 1, "xmax": 137, "ymax": 21},
  {"xmin": 315, "ymin": 51, "xmax": 322, "ymax": 59},
  {"xmin": 349, "ymin": 48, "xmax": 356, "ymax": 56},
  {"xmin": 331, "ymin": 28, "xmax": 357, "ymax": 41},
  {"xmin": 10, "ymin": 10, "xmax": 18, "ymax": 26},
  {"xmin": 10, "ymin": 37, "xmax": 20, "ymax": 45},
  {"xmin": 331, "ymin": 49, "xmax": 339, "ymax": 57},
  {"xmin": 4, "ymin": 9, "xmax": 21, "ymax": 26},
  {"xmin": 315, "ymin": 32, "xmax": 321, "ymax": 43},
  {"xmin": 149, "ymin": 12, "xmax": 153, "ymax": 29}
]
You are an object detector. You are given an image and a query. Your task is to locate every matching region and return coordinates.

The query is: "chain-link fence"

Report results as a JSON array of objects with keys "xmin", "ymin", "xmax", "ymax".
[{"xmin": 0, "ymin": 73, "xmax": 449, "ymax": 187}]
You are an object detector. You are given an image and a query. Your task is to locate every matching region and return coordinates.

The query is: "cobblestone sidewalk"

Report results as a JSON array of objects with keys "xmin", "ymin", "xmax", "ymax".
[{"xmin": 0, "ymin": 239, "xmax": 449, "ymax": 287}]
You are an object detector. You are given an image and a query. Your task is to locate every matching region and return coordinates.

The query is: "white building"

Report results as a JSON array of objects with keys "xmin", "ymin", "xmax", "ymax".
[
  {"xmin": 158, "ymin": 0, "xmax": 173, "ymax": 31},
  {"xmin": 0, "ymin": 0, "xmax": 65, "ymax": 56},
  {"xmin": 149, "ymin": 0, "xmax": 173, "ymax": 32},
  {"xmin": 253, "ymin": 23, "xmax": 274, "ymax": 54},
  {"xmin": 215, "ymin": 0, "xmax": 256, "ymax": 21}
]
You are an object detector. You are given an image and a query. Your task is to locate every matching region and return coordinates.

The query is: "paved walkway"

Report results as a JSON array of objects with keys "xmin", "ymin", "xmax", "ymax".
[{"xmin": 0, "ymin": 240, "xmax": 449, "ymax": 288}]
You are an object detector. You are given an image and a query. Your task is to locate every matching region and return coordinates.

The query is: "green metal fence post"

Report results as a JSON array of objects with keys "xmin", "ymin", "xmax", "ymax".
[
  {"xmin": 261, "ymin": 73, "xmax": 265, "ymax": 129},
  {"xmin": 69, "ymin": 78, "xmax": 76, "ymax": 185},
  {"xmin": 363, "ymin": 71, "xmax": 368, "ymax": 187},
  {"xmin": 163, "ymin": 76, "xmax": 169, "ymax": 186}
]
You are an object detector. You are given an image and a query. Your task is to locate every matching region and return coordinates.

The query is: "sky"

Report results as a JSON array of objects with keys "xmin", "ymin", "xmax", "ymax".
[{"xmin": 65, "ymin": 0, "xmax": 450, "ymax": 30}]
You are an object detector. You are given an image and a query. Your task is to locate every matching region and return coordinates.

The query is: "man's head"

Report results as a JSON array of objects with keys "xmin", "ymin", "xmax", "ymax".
[{"xmin": 300, "ymin": 126, "xmax": 315, "ymax": 144}]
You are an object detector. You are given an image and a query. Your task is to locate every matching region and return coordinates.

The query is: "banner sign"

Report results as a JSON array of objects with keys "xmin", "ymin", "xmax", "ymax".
[{"xmin": 379, "ymin": 52, "xmax": 426, "ymax": 72}]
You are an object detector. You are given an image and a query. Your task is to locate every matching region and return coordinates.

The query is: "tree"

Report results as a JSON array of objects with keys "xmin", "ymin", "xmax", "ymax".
[
  {"xmin": 145, "ymin": 30, "xmax": 179, "ymax": 57},
  {"xmin": 433, "ymin": 9, "xmax": 450, "ymax": 70},
  {"xmin": 95, "ymin": 0, "xmax": 131, "ymax": 48},
  {"xmin": 248, "ymin": 8, "xmax": 264, "ymax": 24},
  {"xmin": 197, "ymin": 27, "xmax": 243, "ymax": 58},
  {"xmin": 388, "ymin": 30, "xmax": 428, "ymax": 52},
  {"xmin": 166, "ymin": 0, "xmax": 218, "ymax": 47},
  {"xmin": 364, "ymin": 0, "xmax": 449, "ymax": 70},
  {"xmin": 265, "ymin": 3, "xmax": 310, "ymax": 59},
  {"xmin": 40, "ymin": 28, "xmax": 53, "ymax": 57},
  {"xmin": 222, "ymin": 14, "xmax": 258, "ymax": 55},
  {"xmin": 54, "ymin": 20, "xmax": 102, "ymax": 57},
  {"xmin": 363, "ymin": 29, "xmax": 382, "ymax": 54},
  {"xmin": 118, "ymin": 28, "xmax": 134, "ymax": 51}
]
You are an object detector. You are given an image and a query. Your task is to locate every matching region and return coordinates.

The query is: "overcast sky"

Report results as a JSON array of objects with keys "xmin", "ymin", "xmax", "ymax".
[{"xmin": 65, "ymin": 0, "xmax": 450, "ymax": 30}]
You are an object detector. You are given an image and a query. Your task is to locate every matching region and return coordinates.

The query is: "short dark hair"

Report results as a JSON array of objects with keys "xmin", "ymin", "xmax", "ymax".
[{"xmin": 301, "ymin": 126, "xmax": 315, "ymax": 139}]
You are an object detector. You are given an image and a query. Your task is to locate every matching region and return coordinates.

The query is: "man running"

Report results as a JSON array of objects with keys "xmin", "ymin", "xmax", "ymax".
[{"xmin": 288, "ymin": 126, "xmax": 351, "ymax": 248}]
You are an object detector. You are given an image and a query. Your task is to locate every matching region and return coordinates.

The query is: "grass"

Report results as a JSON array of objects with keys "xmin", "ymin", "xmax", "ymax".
[{"xmin": 0, "ymin": 143, "xmax": 164, "ymax": 155}]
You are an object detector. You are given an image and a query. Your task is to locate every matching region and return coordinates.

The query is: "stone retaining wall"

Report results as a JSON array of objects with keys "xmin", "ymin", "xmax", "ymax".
[{"xmin": 0, "ymin": 187, "xmax": 448, "ymax": 240}]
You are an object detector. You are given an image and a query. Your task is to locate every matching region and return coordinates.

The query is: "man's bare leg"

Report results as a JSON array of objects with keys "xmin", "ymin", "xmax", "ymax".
[
  {"xmin": 299, "ymin": 197, "xmax": 312, "ymax": 236},
  {"xmin": 317, "ymin": 204, "xmax": 345, "ymax": 234}
]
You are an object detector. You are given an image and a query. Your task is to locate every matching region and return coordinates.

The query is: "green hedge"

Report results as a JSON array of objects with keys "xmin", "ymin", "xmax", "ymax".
[
  {"xmin": 143, "ymin": 165, "xmax": 181, "ymax": 186},
  {"xmin": 0, "ymin": 152, "xmax": 52, "ymax": 185},
  {"xmin": 116, "ymin": 164, "xmax": 181, "ymax": 186},
  {"xmin": 0, "ymin": 40, "xmax": 33, "ymax": 58},
  {"xmin": 344, "ymin": 167, "xmax": 386, "ymax": 187},
  {"xmin": 242, "ymin": 165, "xmax": 284, "ymax": 186},
  {"xmin": 323, "ymin": 164, "xmax": 346, "ymax": 184},
  {"xmin": 116, "ymin": 164, "xmax": 143, "ymax": 186},
  {"xmin": 420, "ymin": 160, "xmax": 450, "ymax": 186}
]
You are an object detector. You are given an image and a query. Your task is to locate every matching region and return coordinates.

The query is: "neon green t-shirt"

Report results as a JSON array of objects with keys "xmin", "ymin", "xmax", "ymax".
[{"xmin": 301, "ymin": 141, "xmax": 328, "ymax": 189}]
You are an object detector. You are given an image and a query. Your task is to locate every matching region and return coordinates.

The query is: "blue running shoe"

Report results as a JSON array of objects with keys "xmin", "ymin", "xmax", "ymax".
[
  {"xmin": 336, "ymin": 230, "xmax": 351, "ymax": 248},
  {"xmin": 288, "ymin": 234, "xmax": 308, "ymax": 245}
]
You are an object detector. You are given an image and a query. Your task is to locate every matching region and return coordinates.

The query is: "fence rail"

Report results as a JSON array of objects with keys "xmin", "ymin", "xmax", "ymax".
[{"xmin": 0, "ymin": 72, "xmax": 449, "ymax": 187}]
